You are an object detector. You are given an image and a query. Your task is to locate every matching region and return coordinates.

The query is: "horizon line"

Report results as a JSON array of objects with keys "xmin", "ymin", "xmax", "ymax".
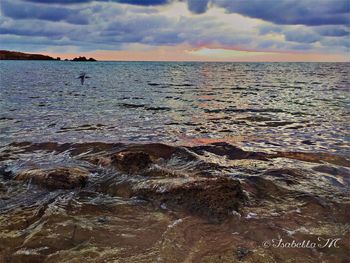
[
  {"xmin": 2, "ymin": 50, "xmax": 349, "ymax": 63},
  {"xmin": 2, "ymin": 60, "xmax": 349, "ymax": 63}
]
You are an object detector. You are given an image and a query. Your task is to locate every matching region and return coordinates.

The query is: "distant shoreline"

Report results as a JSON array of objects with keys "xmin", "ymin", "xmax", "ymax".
[
  {"xmin": 0, "ymin": 50, "xmax": 97, "ymax": 62},
  {"xmin": 0, "ymin": 51, "xmax": 348, "ymax": 63}
]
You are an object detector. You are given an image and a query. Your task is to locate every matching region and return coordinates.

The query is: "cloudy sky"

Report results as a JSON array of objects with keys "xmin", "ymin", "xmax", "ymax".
[{"xmin": 1, "ymin": 0, "xmax": 349, "ymax": 61}]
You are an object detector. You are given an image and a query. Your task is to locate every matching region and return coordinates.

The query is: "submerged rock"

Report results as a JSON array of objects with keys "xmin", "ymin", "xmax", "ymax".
[
  {"xmin": 273, "ymin": 151, "xmax": 350, "ymax": 167},
  {"xmin": 111, "ymin": 151, "xmax": 153, "ymax": 174},
  {"xmin": 15, "ymin": 167, "xmax": 89, "ymax": 189},
  {"xmin": 136, "ymin": 177, "xmax": 246, "ymax": 221},
  {"xmin": 88, "ymin": 156, "xmax": 112, "ymax": 167},
  {"xmin": 244, "ymin": 176, "xmax": 288, "ymax": 199},
  {"xmin": 263, "ymin": 168, "xmax": 306, "ymax": 185},
  {"xmin": 191, "ymin": 142, "xmax": 268, "ymax": 161},
  {"xmin": 119, "ymin": 143, "xmax": 177, "ymax": 160}
]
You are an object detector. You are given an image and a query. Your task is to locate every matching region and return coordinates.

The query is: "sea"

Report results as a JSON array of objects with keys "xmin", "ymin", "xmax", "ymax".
[{"xmin": 0, "ymin": 61, "xmax": 349, "ymax": 262}]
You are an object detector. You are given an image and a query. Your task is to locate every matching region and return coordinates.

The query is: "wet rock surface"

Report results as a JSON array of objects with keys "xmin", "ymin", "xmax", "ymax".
[
  {"xmin": 190, "ymin": 142, "xmax": 269, "ymax": 161},
  {"xmin": 0, "ymin": 141, "xmax": 349, "ymax": 262},
  {"xmin": 15, "ymin": 167, "xmax": 89, "ymax": 189},
  {"xmin": 111, "ymin": 151, "xmax": 154, "ymax": 174},
  {"xmin": 136, "ymin": 177, "xmax": 245, "ymax": 221}
]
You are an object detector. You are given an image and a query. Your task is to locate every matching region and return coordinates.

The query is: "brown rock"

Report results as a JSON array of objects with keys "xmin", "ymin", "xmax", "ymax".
[
  {"xmin": 191, "ymin": 142, "xmax": 269, "ymax": 161},
  {"xmin": 244, "ymin": 176, "xmax": 287, "ymax": 199},
  {"xmin": 15, "ymin": 167, "xmax": 89, "ymax": 189},
  {"xmin": 125, "ymin": 143, "xmax": 177, "ymax": 160},
  {"xmin": 97, "ymin": 180, "xmax": 134, "ymax": 198},
  {"xmin": 88, "ymin": 156, "xmax": 112, "ymax": 167},
  {"xmin": 137, "ymin": 177, "xmax": 246, "ymax": 221},
  {"xmin": 111, "ymin": 151, "xmax": 153, "ymax": 174},
  {"xmin": 263, "ymin": 168, "xmax": 306, "ymax": 185},
  {"xmin": 273, "ymin": 151, "xmax": 350, "ymax": 167}
]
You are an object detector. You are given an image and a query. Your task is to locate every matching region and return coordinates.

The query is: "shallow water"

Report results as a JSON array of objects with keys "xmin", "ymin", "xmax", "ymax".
[{"xmin": 0, "ymin": 61, "xmax": 349, "ymax": 262}]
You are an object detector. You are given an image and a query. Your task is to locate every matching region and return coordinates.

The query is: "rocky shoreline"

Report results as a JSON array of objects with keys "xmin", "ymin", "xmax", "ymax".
[
  {"xmin": 0, "ymin": 50, "xmax": 97, "ymax": 61},
  {"xmin": 0, "ymin": 141, "xmax": 349, "ymax": 262}
]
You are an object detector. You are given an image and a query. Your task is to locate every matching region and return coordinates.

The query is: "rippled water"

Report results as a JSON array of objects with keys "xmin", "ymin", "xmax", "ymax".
[
  {"xmin": 1, "ymin": 61, "xmax": 349, "ymax": 153},
  {"xmin": 0, "ymin": 61, "xmax": 349, "ymax": 262}
]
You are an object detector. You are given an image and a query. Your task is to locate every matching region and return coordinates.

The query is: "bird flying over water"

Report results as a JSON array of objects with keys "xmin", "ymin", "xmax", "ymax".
[{"xmin": 78, "ymin": 73, "xmax": 90, "ymax": 85}]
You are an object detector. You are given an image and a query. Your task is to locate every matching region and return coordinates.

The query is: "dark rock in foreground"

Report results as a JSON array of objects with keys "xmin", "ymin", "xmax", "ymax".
[
  {"xmin": 87, "ymin": 146, "xmax": 246, "ymax": 221},
  {"xmin": 111, "ymin": 151, "xmax": 153, "ymax": 174},
  {"xmin": 136, "ymin": 177, "xmax": 246, "ymax": 221},
  {"xmin": 88, "ymin": 144, "xmax": 179, "ymax": 174},
  {"xmin": 96, "ymin": 172, "xmax": 245, "ymax": 221},
  {"xmin": 15, "ymin": 167, "xmax": 89, "ymax": 189}
]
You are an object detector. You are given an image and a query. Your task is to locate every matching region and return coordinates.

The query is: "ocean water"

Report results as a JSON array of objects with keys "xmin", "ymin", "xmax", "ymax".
[
  {"xmin": 1, "ymin": 61, "xmax": 349, "ymax": 153},
  {"xmin": 0, "ymin": 61, "xmax": 349, "ymax": 262}
]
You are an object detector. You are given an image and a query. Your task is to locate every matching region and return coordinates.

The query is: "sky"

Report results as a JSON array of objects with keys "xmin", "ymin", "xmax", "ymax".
[{"xmin": 0, "ymin": 0, "xmax": 349, "ymax": 61}]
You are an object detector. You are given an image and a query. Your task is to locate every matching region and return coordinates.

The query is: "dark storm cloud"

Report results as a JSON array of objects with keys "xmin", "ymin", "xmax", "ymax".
[
  {"xmin": 117, "ymin": 0, "xmax": 169, "ymax": 5},
  {"xmin": 5, "ymin": 0, "xmax": 350, "ymax": 27},
  {"xmin": 23, "ymin": 0, "xmax": 169, "ymax": 5},
  {"xmin": 0, "ymin": 2, "xmax": 183, "ymax": 50},
  {"xmin": 314, "ymin": 26, "xmax": 350, "ymax": 37},
  {"xmin": 259, "ymin": 23, "xmax": 350, "ymax": 47},
  {"xmin": 23, "ymin": 0, "xmax": 91, "ymax": 3},
  {"xmin": 321, "ymin": 35, "xmax": 350, "ymax": 47},
  {"xmin": 209, "ymin": 0, "xmax": 350, "ymax": 26},
  {"xmin": 0, "ymin": 0, "xmax": 349, "ymax": 54},
  {"xmin": 0, "ymin": 16, "xmax": 81, "ymax": 38},
  {"xmin": 284, "ymin": 29, "xmax": 321, "ymax": 43},
  {"xmin": 187, "ymin": 0, "xmax": 209, "ymax": 14},
  {"xmin": 259, "ymin": 24, "xmax": 321, "ymax": 44},
  {"xmin": 1, "ymin": 0, "xmax": 88, "ymax": 24}
]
